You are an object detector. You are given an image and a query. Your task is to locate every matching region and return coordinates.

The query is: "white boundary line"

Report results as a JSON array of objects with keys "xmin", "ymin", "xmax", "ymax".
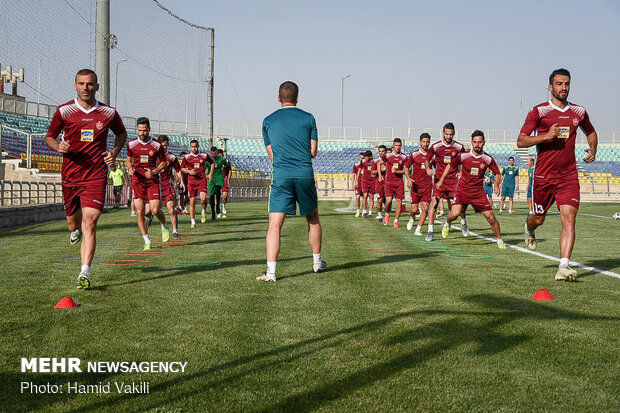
[{"xmin": 441, "ymin": 222, "xmax": 620, "ymax": 280}]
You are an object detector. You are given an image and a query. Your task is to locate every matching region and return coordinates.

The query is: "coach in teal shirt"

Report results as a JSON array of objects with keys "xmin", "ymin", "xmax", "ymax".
[{"xmin": 258, "ymin": 81, "xmax": 326, "ymax": 282}]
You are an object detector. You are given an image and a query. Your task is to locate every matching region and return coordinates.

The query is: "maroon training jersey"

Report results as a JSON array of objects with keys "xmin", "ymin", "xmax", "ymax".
[
  {"xmin": 427, "ymin": 140, "xmax": 466, "ymax": 185},
  {"xmin": 373, "ymin": 157, "xmax": 386, "ymax": 186},
  {"xmin": 46, "ymin": 99, "xmax": 126, "ymax": 185},
  {"xmin": 520, "ymin": 101, "xmax": 595, "ymax": 179},
  {"xmin": 126, "ymin": 137, "xmax": 166, "ymax": 182},
  {"xmin": 381, "ymin": 152, "xmax": 407, "ymax": 185},
  {"xmin": 451, "ymin": 151, "xmax": 500, "ymax": 193},
  {"xmin": 352, "ymin": 161, "xmax": 363, "ymax": 186},
  {"xmin": 181, "ymin": 153, "xmax": 213, "ymax": 181},
  {"xmin": 161, "ymin": 152, "xmax": 181, "ymax": 187},
  {"xmin": 405, "ymin": 149, "xmax": 433, "ymax": 189},
  {"xmin": 361, "ymin": 158, "xmax": 377, "ymax": 183}
]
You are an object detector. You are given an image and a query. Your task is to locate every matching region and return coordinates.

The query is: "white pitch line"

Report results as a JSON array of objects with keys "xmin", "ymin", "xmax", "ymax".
[
  {"xmin": 548, "ymin": 211, "xmax": 617, "ymax": 220},
  {"xmin": 440, "ymin": 221, "xmax": 620, "ymax": 280}
]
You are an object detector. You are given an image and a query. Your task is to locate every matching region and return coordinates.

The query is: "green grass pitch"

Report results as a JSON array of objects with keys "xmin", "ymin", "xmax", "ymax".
[{"xmin": 1, "ymin": 201, "xmax": 619, "ymax": 412}]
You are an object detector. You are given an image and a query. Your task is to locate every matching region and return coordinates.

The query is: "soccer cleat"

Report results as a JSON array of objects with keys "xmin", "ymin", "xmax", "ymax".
[
  {"xmin": 425, "ymin": 231, "xmax": 433, "ymax": 242},
  {"xmin": 362, "ymin": 211, "xmax": 367, "ymax": 218},
  {"xmin": 222, "ymin": 205, "xmax": 227, "ymax": 214},
  {"xmin": 201, "ymin": 212, "xmax": 206, "ymax": 223},
  {"xmin": 497, "ymin": 239, "xmax": 507, "ymax": 249},
  {"xmin": 441, "ymin": 222, "xmax": 450, "ymax": 239},
  {"xmin": 555, "ymin": 265, "xmax": 578, "ymax": 282},
  {"xmin": 217, "ymin": 213, "xmax": 222, "ymax": 219},
  {"xmin": 509, "ymin": 211, "xmax": 513, "ymax": 215},
  {"xmin": 498, "ymin": 210, "xmax": 503, "ymax": 215},
  {"xmin": 77, "ymin": 272, "xmax": 91, "ymax": 290},
  {"xmin": 461, "ymin": 221, "xmax": 469, "ymax": 237},
  {"xmin": 393, "ymin": 221, "xmax": 399, "ymax": 228},
  {"xmin": 355, "ymin": 210, "xmax": 361, "ymax": 218},
  {"xmin": 383, "ymin": 215, "xmax": 390, "ymax": 226},
  {"xmin": 172, "ymin": 232, "xmax": 179, "ymax": 238},
  {"xmin": 222, "ymin": 214, "xmax": 227, "ymax": 219},
  {"xmin": 524, "ymin": 222, "xmax": 536, "ymax": 250},
  {"xmin": 367, "ymin": 213, "xmax": 372, "ymax": 219},
  {"xmin": 414, "ymin": 228, "xmax": 423, "ymax": 236},
  {"xmin": 313, "ymin": 260, "xmax": 328, "ymax": 273},
  {"xmin": 143, "ymin": 242, "xmax": 152, "ymax": 251},
  {"xmin": 69, "ymin": 229, "xmax": 81, "ymax": 245},
  {"xmin": 190, "ymin": 223, "xmax": 196, "ymax": 228},
  {"xmin": 406, "ymin": 217, "xmax": 415, "ymax": 231},
  {"xmin": 161, "ymin": 227, "xmax": 170, "ymax": 242},
  {"xmin": 183, "ymin": 209, "xmax": 188, "ymax": 215},
  {"xmin": 256, "ymin": 273, "xmax": 276, "ymax": 282},
  {"xmin": 438, "ymin": 211, "xmax": 444, "ymax": 217},
  {"xmin": 130, "ymin": 211, "xmax": 137, "ymax": 217},
  {"xmin": 146, "ymin": 215, "xmax": 153, "ymax": 228},
  {"xmin": 377, "ymin": 214, "xmax": 382, "ymax": 222}
]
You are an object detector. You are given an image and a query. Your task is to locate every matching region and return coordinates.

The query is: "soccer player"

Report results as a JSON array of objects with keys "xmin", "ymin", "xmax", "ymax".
[
  {"xmin": 483, "ymin": 169, "xmax": 495, "ymax": 207},
  {"xmin": 526, "ymin": 158, "xmax": 535, "ymax": 215},
  {"xmin": 158, "ymin": 135, "xmax": 181, "ymax": 237},
  {"xmin": 207, "ymin": 146, "xmax": 230, "ymax": 220},
  {"xmin": 376, "ymin": 138, "xmax": 407, "ymax": 228},
  {"xmin": 405, "ymin": 133, "xmax": 433, "ymax": 235},
  {"xmin": 177, "ymin": 151, "xmax": 189, "ymax": 215},
  {"xmin": 352, "ymin": 152, "xmax": 364, "ymax": 217},
  {"xmin": 425, "ymin": 122, "xmax": 466, "ymax": 241},
  {"xmin": 517, "ymin": 68, "xmax": 597, "ymax": 281},
  {"xmin": 45, "ymin": 69, "xmax": 127, "ymax": 289},
  {"xmin": 108, "ymin": 163, "xmax": 126, "ymax": 208},
  {"xmin": 258, "ymin": 81, "xmax": 326, "ymax": 282},
  {"xmin": 219, "ymin": 149, "xmax": 232, "ymax": 217},
  {"xmin": 180, "ymin": 140, "xmax": 214, "ymax": 228},
  {"xmin": 374, "ymin": 145, "xmax": 387, "ymax": 221},
  {"xmin": 499, "ymin": 156, "xmax": 519, "ymax": 215},
  {"xmin": 360, "ymin": 150, "xmax": 377, "ymax": 218},
  {"xmin": 437, "ymin": 130, "xmax": 506, "ymax": 248},
  {"xmin": 126, "ymin": 118, "xmax": 169, "ymax": 250}
]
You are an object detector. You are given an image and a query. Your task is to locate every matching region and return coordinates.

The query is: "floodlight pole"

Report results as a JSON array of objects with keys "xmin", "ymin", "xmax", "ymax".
[
  {"xmin": 95, "ymin": 0, "xmax": 110, "ymax": 105},
  {"xmin": 341, "ymin": 74, "xmax": 351, "ymax": 138},
  {"xmin": 209, "ymin": 28, "xmax": 215, "ymax": 148},
  {"xmin": 114, "ymin": 58, "xmax": 127, "ymax": 109}
]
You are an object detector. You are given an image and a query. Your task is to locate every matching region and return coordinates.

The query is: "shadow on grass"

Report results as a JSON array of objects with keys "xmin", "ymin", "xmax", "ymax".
[{"xmin": 59, "ymin": 293, "xmax": 619, "ymax": 413}]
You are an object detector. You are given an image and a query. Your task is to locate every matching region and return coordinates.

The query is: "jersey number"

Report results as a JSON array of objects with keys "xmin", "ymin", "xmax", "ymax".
[{"xmin": 534, "ymin": 203, "xmax": 544, "ymax": 214}]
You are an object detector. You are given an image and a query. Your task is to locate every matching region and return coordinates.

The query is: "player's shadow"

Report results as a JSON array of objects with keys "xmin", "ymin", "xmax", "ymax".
[{"xmin": 63, "ymin": 293, "xmax": 619, "ymax": 413}]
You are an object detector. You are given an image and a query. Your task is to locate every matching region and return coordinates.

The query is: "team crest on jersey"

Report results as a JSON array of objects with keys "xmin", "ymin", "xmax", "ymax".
[
  {"xmin": 80, "ymin": 129, "xmax": 94, "ymax": 142},
  {"xmin": 559, "ymin": 126, "xmax": 570, "ymax": 139},
  {"xmin": 96, "ymin": 121, "xmax": 104, "ymax": 130},
  {"xmin": 140, "ymin": 155, "xmax": 149, "ymax": 163},
  {"xmin": 573, "ymin": 118, "xmax": 579, "ymax": 126}
]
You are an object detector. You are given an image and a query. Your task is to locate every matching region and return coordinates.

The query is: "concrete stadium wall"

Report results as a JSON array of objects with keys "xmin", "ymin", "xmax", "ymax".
[{"xmin": 0, "ymin": 203, "xmax": 65, "ymax": 230}]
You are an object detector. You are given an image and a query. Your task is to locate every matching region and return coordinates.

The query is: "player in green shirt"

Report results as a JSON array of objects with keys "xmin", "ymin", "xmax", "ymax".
[
  {"xmin": 257, "ymin": 81, "xmax": 327, "ymax": 282},
  {"xmin": 108, "ymin": 163, "xmax": 126, "ymax": 208},
  {"xmin": 499, "ymin": 157, "xmax": 519, "ymax": 215},
  {"xmin": 207, "ymin": 146, "xmax": 230, "ymax": 220}
]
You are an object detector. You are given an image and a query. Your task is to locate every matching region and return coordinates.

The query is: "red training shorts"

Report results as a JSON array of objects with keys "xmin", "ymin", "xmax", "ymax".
[
  {"xmin": 532, "ymin": 174, "xmax": 580, "ymax": 216},
  {"xmin": 188, "ymin": 177, "xmax": 207, "ymax": 198},
  {"xmin": 362, "ymin": 180, "xmax": 375, "ymax": 195},
  {"xmin": 131, "ymin": 178, "xmax": 161, "ymax": 202},
  {"xmin": 454, "ymin": 188, "xmax": 492, "ymax": 213},
  {"xmin": 160, "ymin": 182, "xmax": 176, "ymax": 204},
  {"xmin": 63, "ymin": 180, "xmax": 107, "ymax": 216},
  {"xmin": 432, "ymin": 180, "xmax": 456, "ymax": 201},
  {"xmin": 411, "ymin": 183, "xmax": 432, "ymax": 204},
  {"xmin": 385, "ymin": 181, "xmax": 404, "ymax": 200}
]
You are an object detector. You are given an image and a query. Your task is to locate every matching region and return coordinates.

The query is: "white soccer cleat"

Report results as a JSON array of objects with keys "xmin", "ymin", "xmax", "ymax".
[
  {"xmin": 461, "ymin": 221, "xmax": 469, "ymax": 237},
  {"xmin": 425, "ymin": 231, "xmax": 433, "ymax": 242},
  {"xmin": 217, "ymin": 213, "xmax": 222, "ymax": 219},
  {"xmin": 222, "ymin": 205, "xmax": 227, "ymax": 214},
  {"xmin": 313, "ymin": 260, "xmax": 328, "ymax": 273},
  {"xmin": 256, "ymin": 273, "xmax": 276, "ymax": 282},
  {"xmin": 524, "ymin": 222, "xmax": 537, "ymax": 250},
  {"xmin": 414, "ymin": 228, "xmax": 423, "ymax": 236},
  {"xmin": 406, "ymin": 217, "xmax": 415, "ymax": 231},
  {"xmin": 130, "ymin": 211, "xmax": 137, "ymax": 217},
  {"xmin": 69, "ymin": 229, "xmax": 81, "ymax": 245},
  {"xmin": 555, "ymin": 265, "xmax": 578, "ymax": 282}
]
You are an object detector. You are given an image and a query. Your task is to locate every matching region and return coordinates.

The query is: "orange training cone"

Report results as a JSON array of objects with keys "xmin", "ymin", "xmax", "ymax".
[
  {"xmin": 532, "ymin": 289, "xmax": 554, "ymax": 301},
  {"xmin": 55, "ymin": 297, "xmax": 78, "ymax": 308}
]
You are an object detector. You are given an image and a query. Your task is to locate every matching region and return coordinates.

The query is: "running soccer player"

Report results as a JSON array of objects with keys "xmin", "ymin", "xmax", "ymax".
[
  {"xmin": 405, "ymin": 133, "xmax": 433, "ymax": 235},
  {"xmin": 526, "ymin": 158, "xmax": 535, "ymax": 215},
  {"xmin": 180, "ymin": 140, "xmax": 214, "ymax": 228},
  {"xmin": 425, "ymin": 123, "xmax": 467, "ymax": 241},
  {"xmin": 377, "ymin": 138, "xmax": 407, "ymax": 228},
  {"xmin": 499, "ymin": 156, "xmax": 519, "ymax": 215},
  {"xmin": 45, "ymin": 69, "xmax": 127, "ymax": 289},
  {"xmin": 360, "ymin": 150, "xmax": 376, "ymax": 218},
  {"xmin": 126, "ymin": 118, "xmax": 169, "ymax": 250},
  {"xmin": 258, "ymin": 81, "xmax": 326, "ymax": 282},
  {"xmin": 207, "ymin": 146, "xmax": 230, "ymax": 220},
  {"xmin": 352, "ymin": 152, "xmax": 364, "ymax": 217},
  {"xmin": 374, "ymin": 145, "xmax": 387, "ymax": 222},
  {"xmin": 437, "ymin": 130, "xmax": 506, "ymax": 248},
  {"xmin": 483, "ymin": 169, "xmax": 495, "ymax": 207},
  {"xmin": 158, "ymin": 135, "xmax": 181, "ymax": 237},
  {"xmin": 517, "ymin": 68, "xmax": 597, "ymax": 281},
  {"xmin": 219, "ymin": 149, "xmax": 232, "ymax": 217},
  {"xmin": 177, "ymin": 151, "xmax": 189, "ymax": 215}
]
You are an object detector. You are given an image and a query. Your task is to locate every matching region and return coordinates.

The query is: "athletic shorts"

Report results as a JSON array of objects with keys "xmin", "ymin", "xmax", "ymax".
[
  {"xmin": 269, "ymin": 177, "xmax": 318, "ymax": 216},
  {"xmin": 113, "ymin": 185, "xmax": 123, "ymax": 196},
  {"xmin": 501, "ymin": 185, "xmax": 515, "ymax": 198},
  {"xmin": 527, "ymin": 185, "xmax": 533, "ymax": 199},
  {"xmin": 454, "ymin": 189, "xmax": 492, "ymax": 213},
  {"xmin": 131, "ymin": 179, "xmax": 161, "ymax": 202},
  {"xmin": 374, "ymin": 182, "xmax": 385, "ymax": 199},
  {"xmin": 532, "ymin": 175, "xmax": 580, "ymax": 216},
  {"xmin": 410, "ymin": 184, "xmax": 431, "ymax": 204},
  {"xmin": 188, "ymin": 177, "xmax": 207, "ymax": 198},
  {"xmin": 432, "ymin": 181, "xmax": 456, "ymax": 201},
  {"xmin": 160, "ymin": 182, "xmax": 176, "ymax": 204},
  {"xmin": 222, "ymin": 182, "xmax": 229, "ymax": 193},
  {"xmin": 362, "ymin": 180, "xmax": 375, "ymax": 195},
  {"xmin": 63, "ymin": 180, "xmax": 107, "ymax": 216},
  {"xmin": 384, "ymin": 181, "xmax": 404, "ymax": 200},
  {"xmin": 355, "ymin": 187, "xmax": 363, "ymax": 196},
  {"xmin": 484, "ymin": 185, "xmax": 493, "ymax": 197}
]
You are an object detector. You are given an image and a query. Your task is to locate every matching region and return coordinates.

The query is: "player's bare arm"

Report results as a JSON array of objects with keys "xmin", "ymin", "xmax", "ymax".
[
  {"xmin": 208, "ymin": 162, "xmax": 215, "ymax": 182},
  {"xmin": 583, "ymin": 131, "xmax": 598, "ymax": 163},
  {"xmin": 404, "ymin": 167, "xmax": 412, "ymax": 188},
  {"xmin": 493, "ymin": 174, "xmax": 501, "ymax": 196},
  {"xmin": 436, "ymin": 164, "xmax": 451, "ymax": 189},
  {"xmin": 517, "ymin": 123, "xmax": 559, "ymax": 148},
  {"xmin": 126, "ymin": 155, "xmax": 134, "ymax": 176},
  {"xmin": 103, "ymin": 132, "xmax": 128, "ymax": 166},
  {"xmin": 310, "ymin": 140, "xmax": 318, "ymax": 158},
  {"xmin": 376, "ymin": 160, "xmax": 384, "ymax": 182},
  {"xmin": 265, "ymin": 144, "xmax": 273, "ymax": 161},
  {"xmin": 424, "ymin": 160, "xmax": 434, "ymax": 177}
]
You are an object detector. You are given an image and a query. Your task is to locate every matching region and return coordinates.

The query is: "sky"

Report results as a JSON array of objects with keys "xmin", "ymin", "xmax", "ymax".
[{"xmin": 168, "ymin": 0, "xmax": 620, "ymax": 131}]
